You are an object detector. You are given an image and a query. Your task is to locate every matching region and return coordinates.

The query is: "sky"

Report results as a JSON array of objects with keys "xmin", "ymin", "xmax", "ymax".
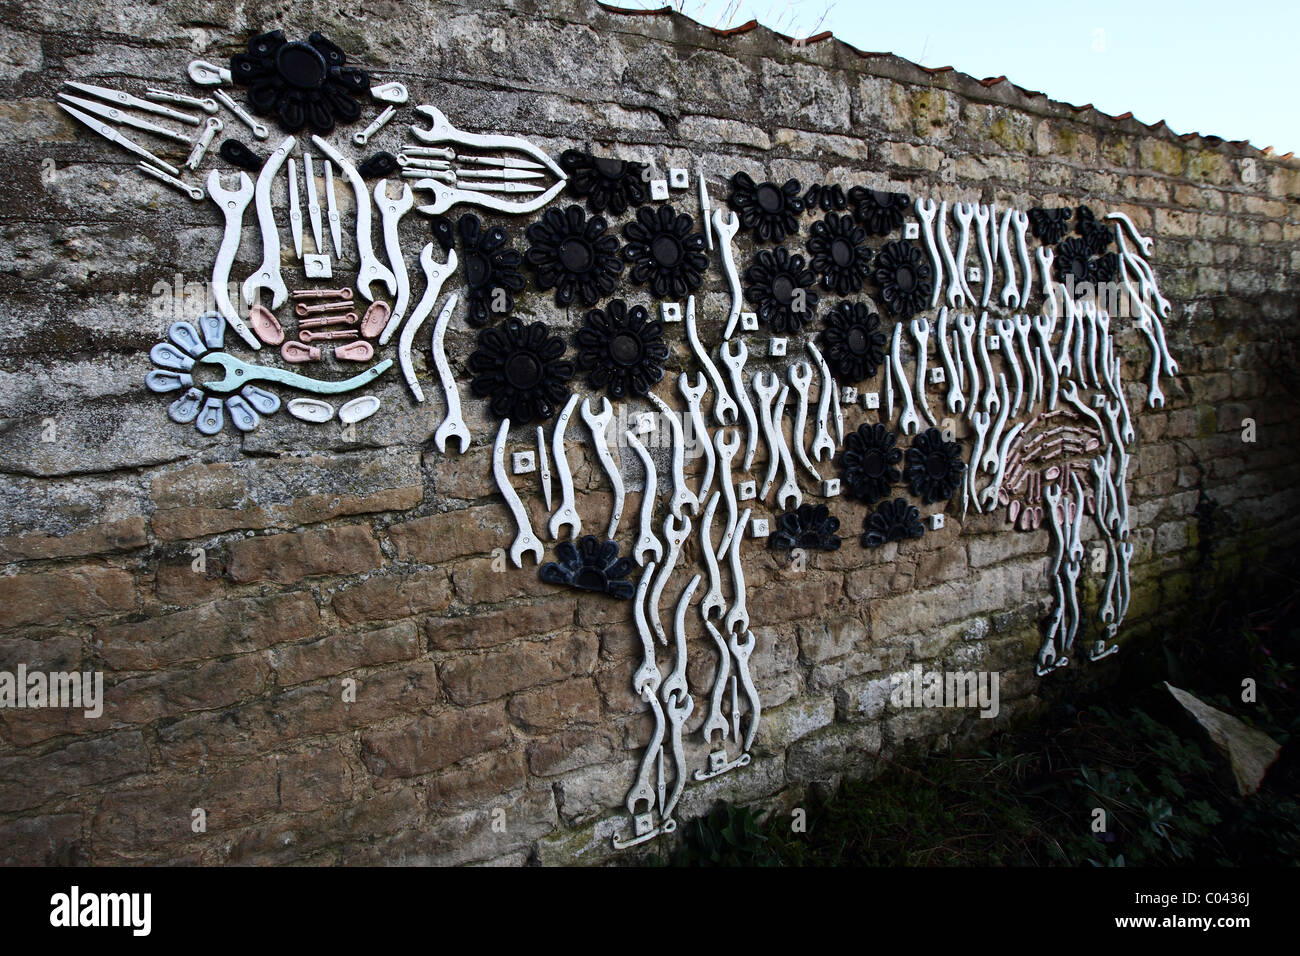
[{"xmin": 614, "ymin": 0, "xmax": 1299, "ymax": 153}]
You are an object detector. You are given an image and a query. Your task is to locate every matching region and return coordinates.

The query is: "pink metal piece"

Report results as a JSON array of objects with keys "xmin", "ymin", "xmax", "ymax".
[
  {"xmin": 335, "ymin": 340, "xmax": 375, "ymax": 362},
  {"xmin": 249, "ymin": 304, "xmax": 284, "ymax": 345},
  {"xmin": 281, "ymin": 340, "xmax": 319, "ymax": 363}
]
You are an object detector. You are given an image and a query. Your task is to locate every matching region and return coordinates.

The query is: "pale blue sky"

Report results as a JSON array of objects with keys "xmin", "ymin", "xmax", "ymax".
[{"xmin": 616, "ymin": 1, "xmax": 1299, "ymax": 153}]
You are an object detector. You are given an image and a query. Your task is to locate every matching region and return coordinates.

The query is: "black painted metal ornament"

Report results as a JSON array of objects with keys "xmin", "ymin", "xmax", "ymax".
[
  {"xmin": 872, "ymin": 240, "xmax": 934, "ymax": 318},
  {"xmin": 742, "ymin": 246, "xmax": 819, "ymax": 333},
  {"xmin": 560, "ymin": 150, "xmax": 649, "ymax": 216},
  {"xmin": 840, "ymin": 422, "xmax": 902, "ymax": 503},
  {"xmin": 574, "ymin": 300, "xmax": 669, "ymax": 399},
  {"xmin": 768, "ymin": 503, "xmax": 842, "ymax": 552},
  {"xmin": 904, "ymin": 427, "xmax": 966, "ymax": 504},
  {"xmin": 849, "ymin": 187, "xmax": 910, "ymax": 237},
  {"xmin": 807, "ymin": 212, "xmax": 873, "ymax": 295},
  {"xmin": 819, "ymin": 302, "xmax": 887, "ymax": 382},
  {"xmin": 539, "ymin": 536, "xmax": 636, "ymax": 599},
  {"xmin": 803, "ymin": 183, "xmax": 848, "ymax": 213},
  {"xmin": 230, "ymin": 30, "xmax": 370, "ymax": 134},
  {"xmin": 468, "ymin": 317, "xmax": 573, "ymax": 424},
  {"xmin": 621, "ymin": 205, "xmax": 709, "ymax": 299},
  {"xmin": 457, "ymin": 214, "xmax": 525, "ymax": 327},
  {"xmin": 1028, "ymin": 207, "xmax": 1072, "ymax": 245},
  {"xmin": 524, "ymin": 205, "xmax": 623, "ymax": 308},
  {"xmin": 861, "ymin": 499, "xmax": 926, "ymax": 548},
  {"xmin": 727, "ymin": 172, "xmax": 804, "ymax": 243}
]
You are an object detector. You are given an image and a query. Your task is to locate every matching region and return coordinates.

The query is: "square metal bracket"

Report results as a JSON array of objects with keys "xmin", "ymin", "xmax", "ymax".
[
  {"xmin": 768, "ymin": 336, "xmax": 787, "ymax": 356},
  {"xmin": 741, "ymin": 312, "xmax": 759, "ymax": 332},
  {"xmin": 967, "ymin": 266, "xmax": 981, "ymax": 283},
  {"xmin": 737, "ymin": 479, "xmax": 757, "ymax": 501},
  {"xmin": 512, "ymin": 451, "xmax": 536, "ymax": 474},
  {"xmin": 750, "ymin": 518, "xmax": 770, "ymax": 538},
  {"xmin": 988, "ymin": 336, "xmax": 1000, "ymax": 350},
  {"xmin": 821, "ymin": 478, "xmax": 841, "ymax": 497},
  {"xmin": 708, "ymin": 749, "xmax": 729, "ymax": 771},
  {"xmin": 661, "ymin": 301, "xmax": 682, "ymax": 323},
  {"xmin": 929, "ymin": 513, "xmax": 945, "ymax": 531},
  {"xmin": 904, "ymin": 222, "xmax": 920, "ymax": 240},
  {"xmin": 1093, "ymin": 392, "xmax": 1107, "ymax": 408},
  {"xmin": 929, "ymin": 367, "xmax": 945, "ymax": 384},
  {"xmin": 863, "ymin": 391, "xmax": 880, "ymax": 409},
  {"xmin": 650, "ymin": 178, "xmax": 669, "ymax": 201},
  {"xmin": 668, "ymin": 167, "xmax": 689, "ymax": 189},
  {"xmin": 841, "ymin": 385, "xmax": 858, "ymax": 404},
  {"xmin": 304, "ymin": 254, "xmax": 332, "ymax": 278},
  {"xmin": 634, "ymin": 412, "xmax": 655, "ymax": 435},
  {"xmin": 633, "ymin": 812, "xmax": 656, "ymax": 836}
]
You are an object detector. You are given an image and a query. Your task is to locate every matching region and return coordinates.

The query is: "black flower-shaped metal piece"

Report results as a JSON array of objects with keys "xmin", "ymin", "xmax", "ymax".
[
  {"xmin": 523, "ymin": 205, "xmax": 622, "ymax": 308},
  {"xmin": 1028, "ymin": 207, "xmax": 1072, "ymax": 245},
  {"xmin": 861, "ymin": 499, "xmax": 926, "ymax": 548},
  {"xmin": 574, "ymin": 300, "xmax": 669, "ymax": 399},
  {"xmin": 803, "ymin": 183, "xmax": 848, "ymax": 213},
  {"xmin": 807, "ymin": 213, "xmax": 873, "ymax": 295},
  {"xmin": 559, "ymin": 150, "xmax": 648, "ymax": 216},
  {"xmin": 456, "ymin": 215, "xmax": 525, "ymax": 327},
  {"xmin": 872, "ymin": 240, "xmax": 933, "ymax": 318},
  {"xmin": 539, "ymin": 536, "xmax": 635, "ymax": 599},
  {"xmin": 818, "ymin": 302, "xmax": 887, "ymax": 382},
  {"xmin": 768, "ymin": 504, "xmax": 842, "ymax": 552},
  {"xmin": 849, "ymin": 187, "xmax": 910, "ymax": 237},
  {"xmin": 468, "ymin": 317, "xmax": 573, "ymax": 424},
  {"xmin": 1055, "ymin": 237, "xmax": 1119, "ymax": 288},
  {"xmin": 743, "ymin": 246, "xmax": 819, "ymax": 333},
  {"xmin": 1074, "ymin": 205, "xmax": 1113, "ymax": 255},
  {"xmin": 840, "ymin": 423, "xmax": 902, "ymax": 503},
  {"xmin": 621, "ymin": 205, "xmax": 709, "ymax": 299},
  {"xmin": 229, "ymin": 30, "xmax": 369, "ymax": 135},
  {"xmin": 904, "ymin": 427, "xmax": 966, "ymax": 504},
  {"xmin": 727, "ymin": 172, "xmax": 804, "ymax": 242}
]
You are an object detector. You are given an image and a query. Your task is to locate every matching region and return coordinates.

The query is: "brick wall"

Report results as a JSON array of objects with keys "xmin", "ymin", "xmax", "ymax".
[{"xmin": 1, "ymin": 0, "xmax": 1297, "ymax": 865}]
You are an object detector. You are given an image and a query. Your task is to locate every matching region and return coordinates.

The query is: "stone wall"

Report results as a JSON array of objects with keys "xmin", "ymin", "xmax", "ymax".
[{"xmin": 1, "ymin": 0, "xmax": 1297, "ymax": 865}]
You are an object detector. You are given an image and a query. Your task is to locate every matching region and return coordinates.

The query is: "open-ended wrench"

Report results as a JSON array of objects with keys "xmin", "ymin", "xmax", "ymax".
[
  {"xmin": 937, "ymin": 308, "xmax": 963, "ymax": 415},
  {"xmin": 373, "ymin": 180, "xmax": 415, "ymax": 344},
  {"xmin": 241, "ymin": 135, "xmax": 294, "ymax": 310},
  {"xmin": 678, "ymin": 373, "xmax": 714, "ymax": 509},
  {"xmin": 431, "ymin": 294, "xmax": 470, "ymax": 454},
  {"xmin": 1015, "ymin": 314, "xmax": 1038, "ymax": 410},
  {"xmin": 206, "ymin": 170, "xmax": 260, "ymax": 350},
  {"xmin": 627, "ymin": 430, "xmax": 663, "ymax": 566},
  {"xmin": 729, "ymin": 626, "xmax": 761, "ymax": 752},
  {"xmin": 699, "ymin": 491, "xmax": 728, "ymax": 621},
  {"xmin": 938, "ymin": 200, "xmax": 964, "ymax": 308},
  {"xmin": 712, "ymin": 209, "xmax": 743, "ymax": 339},
  {"xmin": 996, "ymin": 317, "xmax": 1024, "ymax": 416},
  {"xmin": 649, "ymin": 513, "xmax": 691, "ymax": 645},
  {"xmin": 915, "ymin": 198, "xmax": 944, "ymax": 308},
  {"xmin": 1033, "ymin": 313, "xmax": 1059, "ymax": 411},
  {"xmin": 953, "ymin": 202, "xmax": 976, "ymax": 304},
  {"xmin": 548, "ymin": 394, "xmax": 582, "ymax": 540},
  {"xmin": 910, "ymin": 318, "xmax": 935, "ymax": 427},
  {"xmin": 398, "ymin": 245, "xmax": 457, "ymax": 402},
  {"xmin": 787, "ymin": 362, "xmax": 821, "ymax": 481},
  {"xmin": 724, "ymin": 508, "xmax": 752, "ymax": 638},
  {"xmin": 1012, "ymin": 209, "xmax": 1033, "ymax": 307},
  {"xmin": 581, "ymin": 397, "xmax": 625, "ymax": 540},
  {"xmin": 312, "ymin": 135, "xmax": 397, "ymax": 302},
  {"xmin": 647, "ymin": 391, "xmax": 697, "ymax": 519},
  {"xmin": 493, "ymin": 418, "xmax": 544, "ymax": 567},
  {"xmin": 619, "ymin": 565, "xmax": 666, "ymax": 844},
  {"xmin": 806, "ymin": 340, "xmax": 837, "ymax": 461},
  {"xmin": 891, "ymin": 323, "xmax": 920, "ymax": 435},
  {"xmin": 714, "ymin": 427, "xmax": 741, "ymax": 560},
  {"xmin": 701, "ymin": 612, "xmax": 732, "ymax": 745},
  {"xmin": 965, "ymin": 410, "xmax": 990, "ymax": 519},
  {"xmin": 720, "ymin": 339, "xmax": 760, "ymax": 470},
  {"xmin": 661, "ymin": 575, "xmax": 699, "ymax": 822},
  {"xmin": 998, "ymin": 208, "xmax": 1019, "ymax": 308},
  {"xmin": 973, "ymin": 203, "xmax": 995, "ymax": 306},
  {"xmin": 753, "ymin": 371, "xmax": 782, "ymax": 500},
  {"xmin": 957, "ymin": 313, "xmax": 981, "ymax": 415},
  {"xmin": 685, "ymin": 295, "xmax": 737, "ymax": 426},
  {"xmin": 771, "ymin": 385, "xmax": 802, "ymax": 511},
  {"xmin": 977, "ymin": 312, "xmax": 999, "ymax": 414}
]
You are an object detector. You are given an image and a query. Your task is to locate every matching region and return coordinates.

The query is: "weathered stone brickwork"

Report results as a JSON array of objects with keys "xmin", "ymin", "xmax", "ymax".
[{"xmin": 1, "ymin": 0, "xmax": 1297, "ymax": 865}]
